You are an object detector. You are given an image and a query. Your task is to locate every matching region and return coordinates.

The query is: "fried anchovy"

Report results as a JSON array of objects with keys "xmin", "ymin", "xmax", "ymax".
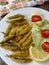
[
  {"xmin": 16, "ymin": 24, "xmax": 28, "ymax": 34},
  {"xmin": 5, "ymin": 24, "xmax": 14, "ymax": 36},
  {"xmin": 7, "ymin": 17, "xmax": 24, "ymax": 23},
  {"xmin": 0, "ymin": 26, "xmax": 20, "ymax": 44},
  {"xmin": 13, "ymin": 36, "xmax": 22, "ymax": 42},
  {"xmin": 0, "ymin": 35, "xmax": 14, "ymax": 44},
  {"xmin": 16, "ymin": 25, "xmax": 32, "ymax": 35},
  {"xmin": 9, "ymin": 26, "xmax": 19, "ymax": 35},
  {"xmin": 1, "ymin": 45, "xmax": 18, "ymax": 51},
  {"xmin": 19, "ymin": 31, "xmax": 31, "ymax": 44},
  {"xmin": 8, "ymin": 14, "xmax": 24, "ymax": 19},
  {"xmin": 22, "ymin": 34, "xmax": 33, "ymax": 47},
  {"xmin": 20, "ymin": 42, "xmax": 32, "ymax": 50},
  {"xmin": 8, "ymin": 56, "xmax": 32, "ymax": 63},
  {"xmin": 14, "ymin": 20, "xmax": 27, "ymax": 26},
  {"xmin": 8, "ymin": 49, "xmax": 29, "ymax": 57}
]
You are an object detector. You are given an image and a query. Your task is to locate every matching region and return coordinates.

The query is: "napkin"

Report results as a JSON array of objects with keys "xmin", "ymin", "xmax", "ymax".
[{"xmin": 0, "ymin": 0, "xmax": 49, "ymax": 17}]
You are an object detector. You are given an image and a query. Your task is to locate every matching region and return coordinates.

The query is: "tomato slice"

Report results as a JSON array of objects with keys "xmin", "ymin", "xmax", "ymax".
[
  {"xmin": 42, "ymin": 42, "xmax": 49, "ymax": 52},
  {"xmin": 31, "ymin": 15, "xmax": 42, "ymax": 22},
  {"xmin": 41, "ymin": 29, "xmax": 49, "ymax": 38}
]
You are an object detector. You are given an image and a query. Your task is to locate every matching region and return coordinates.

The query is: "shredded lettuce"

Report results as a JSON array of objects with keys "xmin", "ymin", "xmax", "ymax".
[
  {"xmin": 33, "ymin": 29, "xmax": 43, "ymax": 50},
  {"xmin": 32, "ymin": 18, "xmax": 49, "ymax": 50},
  {"xmin": 42, "ymin": 24, "xmax": 49, "ymax": 30},
  {"xmin": 40, "ymin": 19, "xmax": 49, "ymax": 27},
  {"xmin": 35, "ymin": 19, "xmax": 49, "ymax": 27}
]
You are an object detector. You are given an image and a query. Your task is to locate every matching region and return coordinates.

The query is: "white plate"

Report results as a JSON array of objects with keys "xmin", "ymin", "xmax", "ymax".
[{"xmin": 0, "ymin": 7, "xmax": 49, "ymax": 65}]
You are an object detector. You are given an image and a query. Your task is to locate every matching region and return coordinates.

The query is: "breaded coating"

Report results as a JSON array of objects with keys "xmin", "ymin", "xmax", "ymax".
[
  {"xmin": 5, "ymin": 24, "xmax": 14, "ymax": 36},
  {"xmin": 19, "ymin": 31, "xmax": 31, "ymax": 44},
  {"xmin": 7, "ymin": 17, "xmax": 24, "ymax": 23},
  {"xmin": 17, "ymin": 25, "xmax": 32, "ymax": 35},
  {"xmin": 8, "ymin": 14, "xmax": 24, "ymax": 19},
  {"xmin": 0, "ymin": 14, "xmax": 33, "ymax": 63}
]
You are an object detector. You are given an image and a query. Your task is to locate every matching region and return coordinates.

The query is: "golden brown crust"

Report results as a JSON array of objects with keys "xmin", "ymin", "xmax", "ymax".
[{"xmin": 0, "ymin": 14, "xmax": 33, "ymax": 63}]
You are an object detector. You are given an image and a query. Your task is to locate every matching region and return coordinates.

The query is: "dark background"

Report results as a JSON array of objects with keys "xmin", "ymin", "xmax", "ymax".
[
  {"xmin": 0, "ymin": 1, "xmax": 49, "ymax": 65},
  {"xmin": 35, "ymin": 1, "xmax": 49, "ymax": 11}
]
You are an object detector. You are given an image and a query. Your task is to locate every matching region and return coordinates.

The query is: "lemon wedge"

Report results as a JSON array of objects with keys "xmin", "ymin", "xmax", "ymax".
[{"xmin": 29, "ymin": 46, "xmax": 49, "ymax": 62}]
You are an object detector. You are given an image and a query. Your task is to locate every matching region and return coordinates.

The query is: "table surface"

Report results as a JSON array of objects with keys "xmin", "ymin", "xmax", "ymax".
[{"xmin": 0, "ymin": 1, "xmax": 49, "ymax": 65}]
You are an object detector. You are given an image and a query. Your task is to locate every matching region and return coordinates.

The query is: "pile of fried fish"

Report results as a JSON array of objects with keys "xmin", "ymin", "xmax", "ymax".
[{"xmin": 0, "ymin": 14, "xmax": 33, "ymax": 63}]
